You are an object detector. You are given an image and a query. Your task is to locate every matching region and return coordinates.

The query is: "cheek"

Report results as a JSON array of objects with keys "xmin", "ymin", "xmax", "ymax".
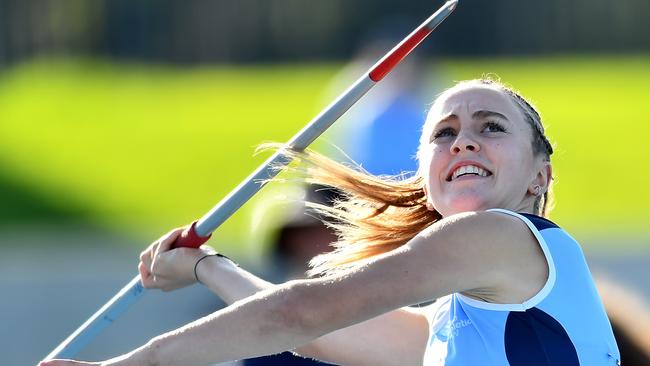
[
  {"xmin": 423, "ymin": 147, "xmax": 449, "ymax": 189},
  {"xmin": 496, "ymin": 143, "xmax": 535, "ymax": 182}
]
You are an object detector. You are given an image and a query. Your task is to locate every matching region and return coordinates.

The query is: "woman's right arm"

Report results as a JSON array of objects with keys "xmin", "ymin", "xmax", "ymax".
[
  {"xmin": 142, "ymin": 229, "xmax": 429, "ymax": 366},
  {"xmin": 197, "ymin": 255, "xmax": 430, "ymax": 366}
]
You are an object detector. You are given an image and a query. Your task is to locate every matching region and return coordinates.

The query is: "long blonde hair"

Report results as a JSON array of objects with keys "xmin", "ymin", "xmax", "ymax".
[{"xmin": 281, "ymin": 78, "xmax": 554, "ymax": 277}]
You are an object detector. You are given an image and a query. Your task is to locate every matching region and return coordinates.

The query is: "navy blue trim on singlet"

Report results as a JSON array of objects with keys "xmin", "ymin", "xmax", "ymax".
[
  {"xmin": 519, "ymin": 213, "xmax": 559, "ymax": 231},
  {"xmin": 504, "ymin": 307, "xmax": 580, "ymax": 366}
]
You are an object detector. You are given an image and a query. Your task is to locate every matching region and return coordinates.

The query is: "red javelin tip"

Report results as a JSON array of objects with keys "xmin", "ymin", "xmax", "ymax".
[
  {"xmin": 368, "ymin": 26, "xmax": 433, "ymax": 82},
  {"xmin": 368, "ymin": 0, "xmax": 457, "ymax": 82}
]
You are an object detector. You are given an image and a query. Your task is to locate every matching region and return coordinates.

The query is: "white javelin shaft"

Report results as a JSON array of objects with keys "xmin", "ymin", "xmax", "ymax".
[
  {"xmin": 196, "ymin": 0, "xmax": 458, "ymax": 236},
  {"xmin": 43, "ymin": 0, "xmax": 458, "ymax": 361}
]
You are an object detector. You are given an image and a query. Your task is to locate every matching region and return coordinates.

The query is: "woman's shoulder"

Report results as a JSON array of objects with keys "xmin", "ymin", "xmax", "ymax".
[
  {"xmin": 418, "ymin": 209, "xmax": 552, "ymax": 240},
  {"xmin": 414, "ymin": 211, "xmax": 550, "ymax": 275},
  {"xmin": 414, "ymin": 210, "xmax": 552, "ymax": 302}
]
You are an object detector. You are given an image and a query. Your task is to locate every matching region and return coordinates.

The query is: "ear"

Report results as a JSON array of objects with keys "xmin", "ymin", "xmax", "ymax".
[{"xmin": 528, "ymin": 162, "xmax": 552, "ymax": 196}]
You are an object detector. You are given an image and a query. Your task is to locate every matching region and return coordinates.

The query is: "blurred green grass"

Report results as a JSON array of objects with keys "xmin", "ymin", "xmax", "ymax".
[
  {"xmin": 0, "ymin": 56, "xmax": 648, "ymax": 253},
  {"xmin": 0, "ymin": 60, "xmax": 339, "ymax": 254}
]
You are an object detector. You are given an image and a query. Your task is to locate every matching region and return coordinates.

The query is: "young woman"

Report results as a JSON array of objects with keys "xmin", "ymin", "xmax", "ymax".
[{"xmin": 43, "ymin": 79, "xmax": 620, "ymax": 366}]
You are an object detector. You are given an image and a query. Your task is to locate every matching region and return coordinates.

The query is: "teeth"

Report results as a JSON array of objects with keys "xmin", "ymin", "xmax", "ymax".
[{"xmin": 452, "ymin": 165, "xmax": 489, "ymax": 180}]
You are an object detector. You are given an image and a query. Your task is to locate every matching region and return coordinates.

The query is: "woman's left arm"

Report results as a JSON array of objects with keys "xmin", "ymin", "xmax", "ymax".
[{"xmin": 42, "ymin": 210, "xmax": 543, "ymax": 366}]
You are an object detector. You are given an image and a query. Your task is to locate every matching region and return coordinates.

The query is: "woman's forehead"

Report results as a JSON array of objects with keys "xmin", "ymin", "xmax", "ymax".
[{"xmin": 428, "ymin": 85, "xmax": 520, "ymax": 124}]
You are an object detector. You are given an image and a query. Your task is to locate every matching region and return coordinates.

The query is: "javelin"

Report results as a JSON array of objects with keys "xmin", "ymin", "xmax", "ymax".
[{"xmin": 42, "ymin": 0, "xmax": 458, "ymax": 360}]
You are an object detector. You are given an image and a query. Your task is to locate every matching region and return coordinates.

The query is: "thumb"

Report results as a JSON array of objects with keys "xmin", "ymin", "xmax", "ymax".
[{"xmin": 158, "ymin": 227, "xmax": 186, "ymax": 254}]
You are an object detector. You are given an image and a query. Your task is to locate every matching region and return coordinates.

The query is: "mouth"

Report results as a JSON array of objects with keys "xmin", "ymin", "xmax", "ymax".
[{"xmin": 446, "ymin": 163, "xmax": 493, "ymax": 182}]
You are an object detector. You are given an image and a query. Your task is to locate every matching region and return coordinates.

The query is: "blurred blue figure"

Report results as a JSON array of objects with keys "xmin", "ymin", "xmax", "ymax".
[
  {"xmin": 323, "ymin": 24, "xmax": 447, "ymax": 177},
  {"xmin": 343, "ymin": 91, "xmax": 424, "ymax": 176}
]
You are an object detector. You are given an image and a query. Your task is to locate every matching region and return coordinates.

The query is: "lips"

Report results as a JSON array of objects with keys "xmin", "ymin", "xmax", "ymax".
[{"xmin": 446, "ymin": 161, "xmax": 493, "ymax": 182}]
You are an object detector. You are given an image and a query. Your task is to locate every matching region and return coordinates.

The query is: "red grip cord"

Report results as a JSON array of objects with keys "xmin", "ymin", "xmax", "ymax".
[{"xmin": 171, "ymin": 221, "xmax": 212, "ymax": 249}]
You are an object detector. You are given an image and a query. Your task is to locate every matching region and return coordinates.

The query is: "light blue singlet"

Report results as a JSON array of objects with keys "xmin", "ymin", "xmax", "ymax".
[{"xmin": 423, "ymin": 209, "xmax": 620, "ymax": 366}]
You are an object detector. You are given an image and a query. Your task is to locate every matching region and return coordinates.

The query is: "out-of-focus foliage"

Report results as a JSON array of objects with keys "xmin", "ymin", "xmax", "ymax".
[
  {"xmin": 0, "ymin": 57, "xmax": 648, "ymax": 252},
  {"xmin": 0, "ymin": 0, "xmax": 649, "ymax": 65}
]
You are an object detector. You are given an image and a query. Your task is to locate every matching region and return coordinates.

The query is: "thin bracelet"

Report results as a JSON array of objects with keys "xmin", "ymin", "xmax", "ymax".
[{"xmin": 193, "ymin": 253, "xmax": 238, "ymax": 284}]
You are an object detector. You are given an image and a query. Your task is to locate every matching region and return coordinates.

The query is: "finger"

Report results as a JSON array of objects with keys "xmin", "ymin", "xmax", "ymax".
[
  {"xmin": 138, "ymin": 251, "xmax": 153, "ymax": 287},
  {"xmin": 139, "ymin": 261, "xmax": 156, "ymax": 288},
  {"xmin": 149, "ymin": 239, "xmax": 160, "ymax": 264},
  {"xmin": 139, "ymin": 241, "xmax": 158, "ymax": 274},
  {"xmin": 150, "ymin": 228, "xmax": 183, "ymax": 269},
  {"xmin": 139, "ymin": 236, "xmax": 160, "ymax": 262},
  {"xmin": 139, "ymin": 245, "xmax": 150, "ymax": 264},
  {"xmin": 140, "ymin": 229, "xmax": 183, "ymax": 289},
  {"xmin": 151, "ymin": 228, "xmax": 189, "ymax": 276},
  {"xmin": 158, "ymin": 227, "xmax": 185, "ymax": 253},
  {"xmin": 140, "ymin": 250, "xmax": 152, "ymax": 274},
  {"xmin": 143, "ymin": 240, "xmax": 159, "ymax": 267},
  {"xmin": 150, "ymin": 251, "xmax": 165, "ymax": 279},
  {"xmin": 143, "ymin": 228, "xmax": 183, "ymax": 271},
  {"xmin": 150, "ymin": 247, "xmax": 184, "ymax": 282}
]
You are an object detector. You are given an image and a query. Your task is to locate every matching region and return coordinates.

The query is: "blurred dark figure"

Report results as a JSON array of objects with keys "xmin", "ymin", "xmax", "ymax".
[
  {"xmin": 597, "ymin": 276, "xmax": 650, "ymax": 366},
  {"xmin": 270, "ymin": 186, "xmax": 341, "ymax": 279},
  {"xmin": 244, "ymin": 185, "xmax": 340, "ymax": 366}
]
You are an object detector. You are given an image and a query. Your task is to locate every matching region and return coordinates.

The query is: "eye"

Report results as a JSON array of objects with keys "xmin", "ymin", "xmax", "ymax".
[
  {"xmin": 431, "ymin": 127, "xmax": 456, "ymax": 142},
  {"xmin": 482, "ymin": 121, "xmax": 507, "ymax": 133}
]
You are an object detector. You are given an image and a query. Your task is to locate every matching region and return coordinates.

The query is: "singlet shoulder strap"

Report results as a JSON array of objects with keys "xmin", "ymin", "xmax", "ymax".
[{"xmin": 456, "ymin": 208, "xmax": 557, "ymax": 311}]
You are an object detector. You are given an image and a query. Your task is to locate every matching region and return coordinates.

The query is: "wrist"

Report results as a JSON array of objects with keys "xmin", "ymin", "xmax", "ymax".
[{"xmin": 195, "ymin": 253, "xmax": 238, "ymax": 285}]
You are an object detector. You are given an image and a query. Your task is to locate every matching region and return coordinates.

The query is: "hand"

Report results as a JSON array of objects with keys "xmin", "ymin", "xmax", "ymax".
[{"xmin": 138, "ymin": 227, "xmax": 216, "ymax": 291}]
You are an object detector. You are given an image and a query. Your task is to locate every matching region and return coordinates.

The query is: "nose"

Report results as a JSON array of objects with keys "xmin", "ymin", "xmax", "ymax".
[{"xmin": 450, "ymin": 133, "xmax": 480, "ymax": 154}]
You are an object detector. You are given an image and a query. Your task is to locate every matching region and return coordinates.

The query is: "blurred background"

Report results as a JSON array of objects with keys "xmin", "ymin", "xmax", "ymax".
[{"xmin": 0, "ymin": 0, "xmax": 649, "ymax": 364}]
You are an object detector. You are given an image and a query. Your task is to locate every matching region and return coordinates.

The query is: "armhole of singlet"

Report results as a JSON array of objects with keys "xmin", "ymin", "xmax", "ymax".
[
  {"xmin": 456, "ymin": 208, "xmax": 557, "ymax": 312},
  {"xmin": 421, "ymin": 295, "xmax": 453, "ymax": 325}
]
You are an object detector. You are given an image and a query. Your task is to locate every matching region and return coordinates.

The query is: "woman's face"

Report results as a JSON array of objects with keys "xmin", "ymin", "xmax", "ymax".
[{"xmin": 419, "ymin": 84, "xmax": 548, "ymax": 217}]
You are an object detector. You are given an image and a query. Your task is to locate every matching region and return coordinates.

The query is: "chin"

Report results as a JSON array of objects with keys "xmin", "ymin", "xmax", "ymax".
[{"xmin": 442, "ymin": 196, "xmax": 490, "ymax": 216}]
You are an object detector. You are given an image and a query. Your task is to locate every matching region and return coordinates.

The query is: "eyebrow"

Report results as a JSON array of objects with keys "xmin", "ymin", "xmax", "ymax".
[
  {"xmin": 472, "ymin": 110, "xmax": 509, "ymax": 121},
  {"xmin": 434, "ymin": 109, "xmax": 509, "ymax": 125}
]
